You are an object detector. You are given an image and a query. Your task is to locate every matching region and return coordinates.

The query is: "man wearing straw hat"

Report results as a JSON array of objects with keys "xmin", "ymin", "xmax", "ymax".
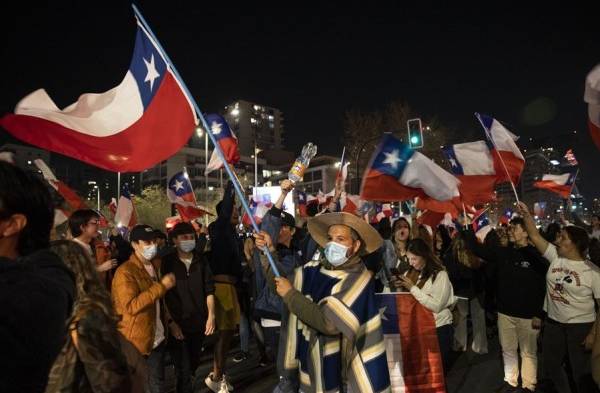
[{"xmin": 254, "ymin": 212, "xmax": 390, "ymax": 393}]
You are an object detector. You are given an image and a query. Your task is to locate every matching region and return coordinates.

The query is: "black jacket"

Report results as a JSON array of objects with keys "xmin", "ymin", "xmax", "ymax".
[
  {"xmin": 161, "ymin": 250, "xmax": 215, "ymax": 333},
  {"xmin": 208, "ymin": 181, "xmax": 243, "ymax": 279},
  {"xmin": 444, "ymin": 250, "xmax": 485, "ymax": 300},
  {"xmin": 0, "ymin": 250, "xmax": 75, "ymax": 393},
  {"xmin": 464, "ymin": 229, "xmax": 548, "ymax": 319}
]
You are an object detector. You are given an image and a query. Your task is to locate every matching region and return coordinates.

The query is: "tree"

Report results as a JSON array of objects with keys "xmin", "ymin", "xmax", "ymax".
[{"xmin": 132, "ymin": 185, "xmax": 172, "ymax": 230}]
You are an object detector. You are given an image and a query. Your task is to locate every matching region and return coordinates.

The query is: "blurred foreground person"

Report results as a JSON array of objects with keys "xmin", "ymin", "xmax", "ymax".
[
  {"xmin": 0, "ymin": 161, "xmax": 75, "ymax": 393},
  {"xmin": 45, "ymin": 240, "xmax": 146, "ymax": 393}
]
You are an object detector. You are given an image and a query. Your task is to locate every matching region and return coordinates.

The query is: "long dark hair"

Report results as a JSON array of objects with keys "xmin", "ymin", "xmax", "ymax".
[
  {"xmin": 407, "ymin": 238, "xmax": 445, "ymax": 285},
  {"xmin": 50, "ymin": 240, "xmax": 120, "ymax": 326},
  {"xmin": 435, "ymin": 225, "xmax": 452, "ymax": 256}
]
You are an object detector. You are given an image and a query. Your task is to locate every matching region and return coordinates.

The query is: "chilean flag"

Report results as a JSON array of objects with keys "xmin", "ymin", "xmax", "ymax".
[
  {"xmin": 204, "ymin": 114, "xmax": 240, "ymax": 175},
  {"xmin": 442, "ymin": 141, "xmax": 497, "ymax": 204},
  {"xmin": 499, "ymin": 208, "xmax": 513, "ymax": 225},
  {"xmin": 361, "ymin": 134, "xmax": 460, "ymax": 202},
  {"xmin": 341, "ymin": 193, "xmax": 361, "ymax": 216},
  {"xmin": 167, "ymin": 171, "xmax": 208, "ymax": 221},
  {"xmin": 34, "ymin": 159, "xmax": 88, "ymax": 212},
  {"xmin": 475, "ymin": 113, "xmax": 525, "ymax": 185},
  {"xmin": 114, "ymin": 184, "xmax": 137, "ymax": 228},
  {"xmin": 533, "ymin": 173, "xmax": 576, "ymax": 199},
  {"xmin": 377, "ymin": 293, "xmax": 446, "ymax": 393},
  {"xmin": 297, "ymin": 191, "xmax": 308, "ymax": 217},
  {"xmin": 241, "ymin": 198, "xmax": 271, "ymax": 227},
  {"xmin": 0, "ymin": 19, "xmax": 197, "ymax": 172},
  {"xmin": 472, "ymin": 208, "xmax": 492, "ymax": 241},
  {"xmin": 585, "ymin": 64, "xmax": 600, "ymax": 150}
]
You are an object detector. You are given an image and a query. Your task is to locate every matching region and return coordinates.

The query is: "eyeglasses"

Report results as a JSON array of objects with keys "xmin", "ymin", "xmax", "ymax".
[{"xmin": 87, "ymin": 221, "xmax": 100, "ymax": 226}]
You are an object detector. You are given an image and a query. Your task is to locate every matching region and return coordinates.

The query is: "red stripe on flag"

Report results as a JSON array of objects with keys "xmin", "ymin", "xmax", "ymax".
[
  {"xmin": 0, "ymin": 73, "xmax": 195, "ymax": 172},
  {"xmin": 55, "ymin": 180, "xmax": 88, "ymax": 211},
  {"xmin": 533, "ymin": 181, "xmax": 572, "ymax": 199},
  {"xmin": 491, "ymin": 149, "xmax": 524, "ymax": 184},
  {"xmin": 456, "ymin": 175, "xmax": 497, "ymax": 205},
  {"xmin": 396, "ymin": 295, "xmax": 446, "ymax": 393},
  {"xmin": 361, "ymin": 169, "xmax": 426, "ymax": 201}
]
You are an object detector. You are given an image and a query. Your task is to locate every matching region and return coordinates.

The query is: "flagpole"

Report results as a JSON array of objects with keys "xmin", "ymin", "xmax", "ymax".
[
  {"xmin": 131, "ymin": 4, "xmax": 281, "ymax": 276},
  {"xmin": 462, "ymin": 202, "xmax": 468, "ymax": 229},
  {"xmin": 475, "ymin": 113, "xmax": 520, "ymax": 204},
  {"xmin": 117, "ymin": 172, "xmax": 121, "ymax": 200},
  {"xmin": 569, "ymin": 169, "xmax": 580, "ymax": 198}
]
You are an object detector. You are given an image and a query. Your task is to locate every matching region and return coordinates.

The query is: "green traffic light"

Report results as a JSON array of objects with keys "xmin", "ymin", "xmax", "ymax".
[{"xmin": 410, "ymin": 135, "xmax": 420, "ymax": 145}]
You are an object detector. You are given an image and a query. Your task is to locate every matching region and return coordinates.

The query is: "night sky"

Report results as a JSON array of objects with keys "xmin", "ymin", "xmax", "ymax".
[{"xmin": 2, "ymin": 2, "xmax": 599, "ymax": 197}]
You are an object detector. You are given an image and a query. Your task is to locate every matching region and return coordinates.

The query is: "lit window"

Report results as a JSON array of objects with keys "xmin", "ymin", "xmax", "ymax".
[
  {"xmin": 268, "ymin": 115, "xmax": 274, "ymax": 121},
  {"xmin": 251, "ymin": 118, "xmax": 257, "ymax": 124}
]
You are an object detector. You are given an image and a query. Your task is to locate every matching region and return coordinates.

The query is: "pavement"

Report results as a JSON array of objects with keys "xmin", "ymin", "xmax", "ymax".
[{"xmin": 164, "ymin": 327, "xmax": 587, "ymax": 393}]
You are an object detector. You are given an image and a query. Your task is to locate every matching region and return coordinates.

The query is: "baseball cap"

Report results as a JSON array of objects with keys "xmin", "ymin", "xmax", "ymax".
[{"xmin": 129, "ymin": 224, "xmax": 156, "ymax": 242}]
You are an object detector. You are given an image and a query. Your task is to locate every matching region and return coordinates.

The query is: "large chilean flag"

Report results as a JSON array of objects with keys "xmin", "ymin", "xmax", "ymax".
[
  {"xmin": 361, "ymin": 134, "xmax": 460, "ymax": 203},
  {"xmin": 0, "ymin": 19, "xmax": 197, "ymax": 172},
  {"xmin": 442, "ymin": 141, "xmax": 497, "ymax": 205},
  {"xmin": 475, "ymin": 113, "xmax": 525, "ymax": 185}
]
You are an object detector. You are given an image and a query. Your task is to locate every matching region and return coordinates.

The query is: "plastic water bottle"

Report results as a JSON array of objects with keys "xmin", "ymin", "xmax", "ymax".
[{"xmin": 288, "ymin": 142, "xmax": 317, "ymax": 183}]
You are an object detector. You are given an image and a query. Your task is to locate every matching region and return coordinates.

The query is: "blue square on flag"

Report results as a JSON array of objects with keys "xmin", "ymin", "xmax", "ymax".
[
  {"xmin": 370, "ymin": 134, "xmax": 414, "ymax": 178},
  {"xmin": 168, "ymin": 172, "xmax": 194, "ymax": 197}
]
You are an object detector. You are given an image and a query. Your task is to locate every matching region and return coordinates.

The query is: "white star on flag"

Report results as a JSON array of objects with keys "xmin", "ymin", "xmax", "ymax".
[
  {"xmin": 173, "ymin": 180, "xmax": 184, "ymax": 191},
  {"xmin": 210, "ymin": 121, "xmax": 222, "ymax": 135},
  {"xmin": 143, "ymin": 54, "xmax": 160, "ymax": 91},
  {"xmin": 379, "ymin": 306, "xmax": 388, "ymax": 321},
  {"xmin": 449, "ymin": 158, "xmax": 457, "ymax": 167},
  {"xmin": 382, "ymin": 149, "xmax": 402, "ymax": 169}
]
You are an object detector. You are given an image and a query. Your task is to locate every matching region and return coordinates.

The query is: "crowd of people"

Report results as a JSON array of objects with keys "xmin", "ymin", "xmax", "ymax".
[{"xmin": 1, "ymin": 159, "xmax": 600, "ymax": 393}]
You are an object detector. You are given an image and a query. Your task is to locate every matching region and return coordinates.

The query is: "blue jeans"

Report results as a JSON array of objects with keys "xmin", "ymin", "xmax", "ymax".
[{"xmin": 145, "ymin": 341, "xmax": 166, "ymax": 393}]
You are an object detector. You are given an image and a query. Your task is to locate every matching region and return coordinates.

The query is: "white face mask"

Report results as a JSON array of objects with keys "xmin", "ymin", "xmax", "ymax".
[
  {"xmin": 324, "ymin": 241, "xmax": 350, "ymax": 266},
  {"xmin": 141, "ymin": 244, "xmax": 157, "ymax": 260},
  {"xmin": 178, "ymin": 239, "xmax": 196, "ymax": 253}
]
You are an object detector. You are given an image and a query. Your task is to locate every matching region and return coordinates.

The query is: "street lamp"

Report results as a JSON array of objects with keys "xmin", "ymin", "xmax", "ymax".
[{"xmin": 254, "ymin": 145, "xmax": 262, "ymax": 189}]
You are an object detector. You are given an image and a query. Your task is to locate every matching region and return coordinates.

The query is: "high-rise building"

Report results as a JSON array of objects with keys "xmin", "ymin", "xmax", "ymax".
[{"xmin": 223, "ymin": 100, "xmax": 285, "ymax": 156}]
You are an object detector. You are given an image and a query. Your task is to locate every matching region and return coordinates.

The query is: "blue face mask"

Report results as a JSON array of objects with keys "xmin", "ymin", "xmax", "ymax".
[
  {"xmin": 141, "ymin": 244, "xmax": 157, "ymax": 260},
  {"xmin": 178, "ymin": 239, "xmax": 196, "ymax": 253},
  {"xmin": 324, "ymin": 241, "xmax": 350, "ymax": 266}
]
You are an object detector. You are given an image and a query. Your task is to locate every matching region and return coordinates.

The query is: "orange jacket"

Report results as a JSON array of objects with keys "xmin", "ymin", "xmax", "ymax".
[{"xmin": 111, "ymin": 253, "xmax": 166, "ymax": 355}]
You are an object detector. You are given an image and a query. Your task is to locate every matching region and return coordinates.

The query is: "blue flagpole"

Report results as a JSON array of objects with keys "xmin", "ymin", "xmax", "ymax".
[{"xmin": 132, "ymin": 4, "xmax": 280, "ymax": 276}]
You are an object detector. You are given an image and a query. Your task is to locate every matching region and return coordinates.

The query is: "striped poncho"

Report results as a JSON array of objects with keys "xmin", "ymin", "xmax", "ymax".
[{"xmin": 281, "ymin": 257, "xmax": 391, "ymax": 393}]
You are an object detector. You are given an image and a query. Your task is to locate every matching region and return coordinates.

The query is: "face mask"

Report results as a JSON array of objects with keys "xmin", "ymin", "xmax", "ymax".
[
  {"xmin": 141, "ymin": 244, "xmax": 157, "ymax": 260},
  {"xmin": 324, "ymin": 241, "xmax": 350, "ymax": 266},
  {"xmin": 178, "ymin": 239, "xmax": 196, "ymax": 253}
]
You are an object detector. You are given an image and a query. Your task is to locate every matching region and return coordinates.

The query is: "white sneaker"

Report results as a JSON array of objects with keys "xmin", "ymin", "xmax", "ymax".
[
  {"xmin": 205, "ymin": 373, "xmax": 233, "ymax": 392},
  {"xmin": 205, "ymin": 373, "xmax": 219, "ymax": 392},
  {"xmin": 222, "ymin": 374, "xmax": 234, "ymax": 391},
  {"xmin": 218, "ymin": 379, "xmax": 230, "ymax": 393}
]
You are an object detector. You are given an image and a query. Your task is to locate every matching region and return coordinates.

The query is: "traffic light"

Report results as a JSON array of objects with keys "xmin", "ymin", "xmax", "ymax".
[{"xmin": 407, "ymin": 118, "xmax": 423, "ymax": 149}]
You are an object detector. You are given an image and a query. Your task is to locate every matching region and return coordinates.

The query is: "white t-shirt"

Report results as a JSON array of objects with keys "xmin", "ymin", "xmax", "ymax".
[
  {"xmin": 143, "ymin": 263, "xmax": 165, "ymax": 348},
  {"xmin": 543, "ymin": 244, "xmax": 600, "ymax": 324},
  {"xmin": 408, "ymin": 270, "xmax": 457, "ymax": 327},
  {"xmin": 591, "ymin": 228, "xmax": 600, "ymax": 241}
]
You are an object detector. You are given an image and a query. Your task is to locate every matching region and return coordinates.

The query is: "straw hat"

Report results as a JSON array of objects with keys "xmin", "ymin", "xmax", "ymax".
[{"xmin": 307, "ymin": 212, "xmax": 383, "ymax": 254}]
